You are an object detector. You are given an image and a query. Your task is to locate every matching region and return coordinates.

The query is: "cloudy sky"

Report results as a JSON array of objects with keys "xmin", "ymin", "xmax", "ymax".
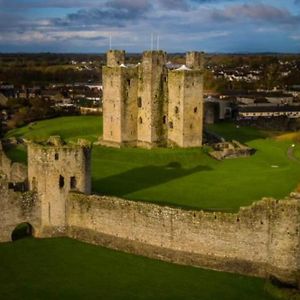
[{"xmin": 0, "ymin": 0, "xmax": 300, "ymax": 53}]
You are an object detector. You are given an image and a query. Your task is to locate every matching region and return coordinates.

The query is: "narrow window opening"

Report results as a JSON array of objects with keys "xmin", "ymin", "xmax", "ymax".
[
  {"xmin": 55, "ymin": 153, "xmax": 59, "ymax": 160},
  {"xmin": 194, "ymin": 107, "xmax": 198, "ymax": 113},
  {"xmin": 70, "ymin": 176, "xmax": 77, "ymax": 190},
  {"xmin": 32, "ymin": 177, "xmax": 37, "ymax": 190},
  {"xmin": 139, "ymin": 117, "xmax": 143, "ymax": 124},
  {"xmin": 175, "ymin": 106, "xmax": 179, "ymax": 114},
  {"xmin": 163, "ymin": 115, "xmax": 167, "ymax": 124},
  {"xmin": 59, "ymin": 175, "xmax": 65, "ymax": 189},
  {"xmin": 169, "ymin": 121, "xmax": 173, "ymax": 129},
  {"xmin": 127, "ymin": 79, "xmax": 131, "ymax": 86},
  {"xmin": 137, "ymin": 97, "xmax": 142, "ymax": 108}
]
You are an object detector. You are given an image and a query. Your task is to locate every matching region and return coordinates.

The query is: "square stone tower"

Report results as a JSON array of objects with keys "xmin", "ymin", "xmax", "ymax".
[
  {"xmin": 168, "ymin": 52, "xmax": 204, "ymax": 148},
  {"xmin": 27, "ymin": 137, "xmax": 91, "ymax": 234},
  {"xmin": 102, "ymin": 50, "xmax": 139, "ymax": 147},
  {"xmin": 137, "ymin": 51, "xmax": 168, "ymax": 148}
]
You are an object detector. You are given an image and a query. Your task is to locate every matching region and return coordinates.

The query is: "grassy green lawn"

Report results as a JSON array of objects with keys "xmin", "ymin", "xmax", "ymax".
[
  {"xmin": 0, "ymin": 237, "xmax": 274, "ymax": 300},
  {"xmin": 5, "ymin": 116, "xmax": 300, "ymax": 211},
  {"xmin": 5, "ymin": 116, "xmax": 102, "ymax": 143}
]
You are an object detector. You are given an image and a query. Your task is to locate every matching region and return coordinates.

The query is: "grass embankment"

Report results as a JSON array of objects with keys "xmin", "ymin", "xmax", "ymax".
[
  {"xmin": 0, "ymin": 237, "xmax": 274, "ymax": 300},
  {"xmin": 5, "ymin": 117, "xmax": 300, "ymax": 211}
]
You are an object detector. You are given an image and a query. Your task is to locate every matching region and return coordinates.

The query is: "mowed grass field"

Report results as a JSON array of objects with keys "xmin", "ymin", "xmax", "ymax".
[
  {"xmin": 5, "ymin": 116, "xmax": 300, "ymax": 211},
  {"xmin": 0, "ymin": 237, "xmax": 274, "ymax": 300}
]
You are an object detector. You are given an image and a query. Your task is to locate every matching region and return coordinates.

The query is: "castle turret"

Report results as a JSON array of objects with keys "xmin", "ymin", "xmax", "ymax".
[
  {"xmin": 186, "ymin": 51, "xmax": 204, "ymax": 70},
  {"xmin": 27, "ymin": 137, "xmax": 91, "ymax": 235},
  {"xmin": 137, "ymin": 51, "xmax": 168, "ymax": 148},
  {"xmin": 107, "ymin": 50, "xmax": 125, "ymax": 67},
  {"xmin": 167, "ymin": 66, "xmax": 204, "ymax": 147},
  {"xmin": 102, "ymin": 50, "xmax": 139, "ymax": 147}
]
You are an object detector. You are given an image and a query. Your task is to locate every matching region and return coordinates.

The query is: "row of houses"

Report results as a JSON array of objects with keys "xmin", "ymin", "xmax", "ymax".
[{"xmin": 204, "ymin": 91, "xmax": 300, "ymax": 124}]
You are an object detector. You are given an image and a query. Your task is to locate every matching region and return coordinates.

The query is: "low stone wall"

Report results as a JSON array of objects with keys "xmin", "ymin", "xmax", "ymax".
[{"xmin": 66, "ymin": 193, "xmax": 300, "ymax": 286}]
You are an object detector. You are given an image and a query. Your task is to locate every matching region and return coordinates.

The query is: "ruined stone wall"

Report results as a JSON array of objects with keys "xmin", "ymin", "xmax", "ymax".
[
  {"xmin": 168, "ymin": 70, "xmax": 203, "ymax": 147},
  {"xmin": 66, "ymin": 194, "xmax": 300, "ymax": 286},
  {"xmin": 27, "ymin": 141, "xmax": 91, "ymax": 235},
  {"xmin": 0, "ymin": 142, "xmax": 27, "ymax": 183},
  {"xmin": 0, "ymin": 177, "xmax": 40, "ymax": 242},
  {"xmin": 137, "ymin": 51, "xmax": 168, "ymax": 147}
]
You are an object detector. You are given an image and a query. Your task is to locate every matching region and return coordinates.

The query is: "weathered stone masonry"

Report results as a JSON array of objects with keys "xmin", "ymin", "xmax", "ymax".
[
  {"xmin": 1, "ymin": 139, "xmax": 300, "ymax": 288},
  {"xmin": 101, "ymin": 50, "xmax": 204, "ymax": 148}
]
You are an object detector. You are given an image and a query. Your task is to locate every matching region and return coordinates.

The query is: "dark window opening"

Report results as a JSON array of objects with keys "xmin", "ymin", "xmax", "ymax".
[
  {"xmin": 55, "ymin": 153, "xmax": 59, "ymax": 160},
  {"xmin": 127, "ymin": 79, "xmax": 131, "ymax": 86},
  {"xmin": 163, "ymin": 115, "xmax": 167, "ymax": 124},
  {"xmin": 8, "ymin": 182, "xmax": 26, "ymax": 192},
  {"xmin": 32, "ymin": 177, "xmax": 37, "ymax": 190},
  {"xmin": 59, "ymin": 175, "xmax": 65, "ymax": 189},
  {"xmin": 139, "ymin": 117, "xmax": 143, "ymax": 124},
  {"xmin": 175, "ymin": 106, "xmax": 179, "ymax": 114},
  {"xmin": 194, "ymin": 107, "xmax": 198, "ymax": 113},
  {"xmin": 137, "ymin": 97, "xmax": 142, "ymax": 108},
  {"xmin": 169, "ymin": 121, "xmax": 174, "ymax": 129},
  {"xmin": 70, "ymin": 176, "xmax": 77, "ymax": 190}
]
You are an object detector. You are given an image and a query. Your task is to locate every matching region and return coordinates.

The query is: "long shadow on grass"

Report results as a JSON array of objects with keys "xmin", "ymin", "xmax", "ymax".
[{"xmin": 92, "ymin": 162, "xmax": 212, "ymax": 197}]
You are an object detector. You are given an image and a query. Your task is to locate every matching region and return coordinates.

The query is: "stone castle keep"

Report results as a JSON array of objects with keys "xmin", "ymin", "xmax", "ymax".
[
  {"xmin": 1, "ymin": 137, "xmax": 300, "ymax": 289},
  {"xmin": 101, "ymin": 50, "xmax": 204, "ymax": 148}
]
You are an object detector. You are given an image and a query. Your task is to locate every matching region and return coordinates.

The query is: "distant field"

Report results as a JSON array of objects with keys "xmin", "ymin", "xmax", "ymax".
[
  {"xmin": 0, "ymin": 237, "xmax": 274, "ymax": 300},
  {"xmin": 6, "ymin": 116, "xmax": 102, "ymax": 143},
  {"xmin": 5, "ymin": 116, "xmax": 300, "ymax": 211}
]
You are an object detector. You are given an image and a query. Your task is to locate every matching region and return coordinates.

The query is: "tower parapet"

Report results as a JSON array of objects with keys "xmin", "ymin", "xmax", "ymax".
[
  {"xmin": 186, "ymin": 51, "xmax": 205, "ymax": 70},
  {"xmin": 107, "ymin": 50, "xmax": 125, "ymax": 67}
]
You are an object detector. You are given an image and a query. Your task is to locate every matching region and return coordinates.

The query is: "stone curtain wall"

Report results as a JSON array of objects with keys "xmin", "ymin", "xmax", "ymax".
[
  {"xmin": 0, "ymin": 178, "xmax": 39, "ymax": 242},
  {"xmin": 67, "ymin": 194, "xmax": 300, "ymax": 286}
]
